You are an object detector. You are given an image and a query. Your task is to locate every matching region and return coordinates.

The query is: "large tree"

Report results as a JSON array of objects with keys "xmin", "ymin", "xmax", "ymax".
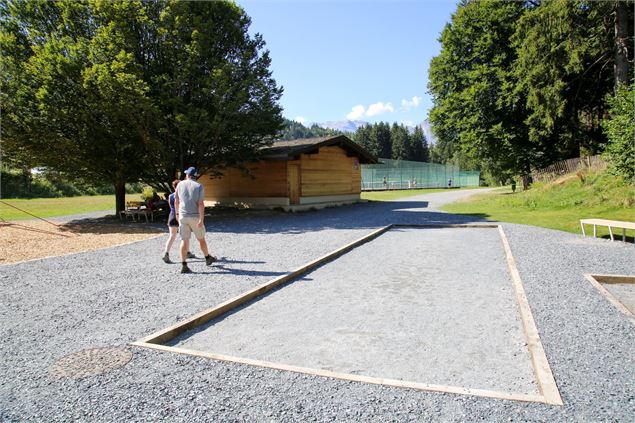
[
  {"xmin": 1, "ymin": 0, "xmax": 156, "ymax": 212},
  {"xmin": 1, "ymin": 0, "xmax": 283, "ymax": 212},
  {"xmin": 428, "ymin": 0, "xmax": 633, "ymax": 183},
  {"xmin": 513, "ymin": 0, "xmax": 628, "ymax": 161},
  {"xmin": 142, "ymin": 0, "xmax": 283, "ymax": 189},
  {"xmin": 428, "ymin": 0, "xmax": 529, "ymax": 181}
]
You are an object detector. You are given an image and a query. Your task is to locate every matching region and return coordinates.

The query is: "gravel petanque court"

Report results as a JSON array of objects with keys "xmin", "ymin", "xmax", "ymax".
[
  {"xmin": 2, "ymin": 189, "xmax": 634, "ymax": 421},
  {"xmin": 170, "ymin": 226, "xmax": 540, "ymax": 399}
]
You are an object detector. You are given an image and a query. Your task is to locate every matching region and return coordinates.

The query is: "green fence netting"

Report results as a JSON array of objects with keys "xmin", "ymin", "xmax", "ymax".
[{"xmin": 361, "ymin": 159, "xmax": 480, "ymax": 190}]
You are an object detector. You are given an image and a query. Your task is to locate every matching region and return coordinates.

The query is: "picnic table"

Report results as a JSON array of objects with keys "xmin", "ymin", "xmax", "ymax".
[
  {"xmin": 580, "ymin": 218, "xmax": 635, "ymax": 242},
  {"xmin": 119, "ymin": 201, "xmax": 153, "ymax": 222}
]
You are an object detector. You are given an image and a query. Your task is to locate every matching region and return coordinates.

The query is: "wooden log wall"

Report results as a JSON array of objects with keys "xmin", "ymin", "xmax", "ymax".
[
  {"xmin": 199, "ymin": 161, "xmax": 287, "ymax": 200},
  {"xmin": 199, "ymin": 146, "xmax": 362, "ymax": 201},
  {"xmin": 298, "ymin": 146, "xmax": 361, "ymax": 197}
]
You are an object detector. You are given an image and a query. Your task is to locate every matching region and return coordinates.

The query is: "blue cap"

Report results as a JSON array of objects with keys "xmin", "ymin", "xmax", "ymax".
[{"xmin": 184, "ymin": 167, "xmax": 197, "ymax": 176}]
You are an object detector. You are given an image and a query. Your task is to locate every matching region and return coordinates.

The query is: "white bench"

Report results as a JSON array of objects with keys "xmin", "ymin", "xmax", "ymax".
[{"xmin": 580, "ymin": 218, "xmax": 635, "ymax": 242}]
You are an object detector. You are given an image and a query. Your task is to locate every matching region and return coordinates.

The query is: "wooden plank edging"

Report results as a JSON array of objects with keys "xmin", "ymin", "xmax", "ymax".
[
  {"xmin": 583, "ymin": 274, "xmax": 635, "ymax": 327},
  {"xmin": 132, "ymin": 223, "xmax": 563, "ymax": 406},
  {"xmin": 498, "ymin": 226, "xmax": 563, "ymax": 406},
  {"xmin": 131, "ymin": 342, "xmax": 547, "ymax": 405},
  {"xmin": 392, "ymin": 223, "xmax": 500, "ymax": 229},
  {"xmin": 137, "ymin": 225, "xmax": 393, "ymax": 345}
]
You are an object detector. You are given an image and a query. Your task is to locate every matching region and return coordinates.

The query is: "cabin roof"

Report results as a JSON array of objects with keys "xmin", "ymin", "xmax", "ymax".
[{"xmin": 262, "ymin": 135, "xmax": 378, "ymax": 164}]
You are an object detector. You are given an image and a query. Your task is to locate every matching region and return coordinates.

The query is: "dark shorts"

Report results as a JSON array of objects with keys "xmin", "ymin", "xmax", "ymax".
[{"xmin": 168, "ymin": 213, "xmax": 178, "ymax": 227}]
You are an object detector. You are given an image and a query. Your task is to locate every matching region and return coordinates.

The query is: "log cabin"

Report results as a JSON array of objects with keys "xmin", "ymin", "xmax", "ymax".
[{"xmin": 198, "ymin": 135, "xmax": 377, "ymax": 211}]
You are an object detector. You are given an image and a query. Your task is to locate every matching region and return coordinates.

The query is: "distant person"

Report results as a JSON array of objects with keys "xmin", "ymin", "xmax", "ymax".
[
  {"xmin": 382, "ymin": 176, "xmax": 387, "ymax": 189},
  {"xmin": 412, "ymin": 178, "xmax": 417, "ymax": 188},
  {"xmin": 162, "ymin": 179, "xmax": 194, "ymax": 264},
  {"xmin": 448, "ymin": 178, "xmax": 452, "ymax": 188},
  {"xmin": 146, "ymin": 190, "xmax": 167, "ymax": 211},
  {"xmin": 175, "ymin": 167, "xmax": 216, "ymax": 273},
  {"xmin": 511, "ymin": 180, "xmax": 517, "ymax": 193}
]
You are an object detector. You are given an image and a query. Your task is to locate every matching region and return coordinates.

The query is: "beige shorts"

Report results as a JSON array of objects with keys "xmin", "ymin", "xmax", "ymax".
[{"xmin": 178, "ymin": 217, "xmax": 206, "ymax": 240}]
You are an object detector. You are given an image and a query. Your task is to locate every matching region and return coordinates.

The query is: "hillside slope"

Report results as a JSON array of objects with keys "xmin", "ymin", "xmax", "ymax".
[{"xmin": 441, "ymin": 170, "xmax": 635, "ymax": 240}]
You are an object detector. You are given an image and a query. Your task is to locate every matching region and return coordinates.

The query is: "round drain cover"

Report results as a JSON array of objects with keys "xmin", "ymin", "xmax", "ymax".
[{"xmin": 49, "ymin": 347, "xmax": 133, "ymax": 379}]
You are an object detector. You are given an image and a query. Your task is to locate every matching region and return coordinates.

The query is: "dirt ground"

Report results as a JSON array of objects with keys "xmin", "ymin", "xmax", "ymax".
[{"xmin": 0, "ymin": 219, "xmax": 162, "ymax": 265}]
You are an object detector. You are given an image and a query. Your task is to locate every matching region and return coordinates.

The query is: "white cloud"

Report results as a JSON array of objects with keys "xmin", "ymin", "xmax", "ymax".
[
  {"xmin": 294, "ymin": 116, "xmax": 305, "ymax": 125},
  {"xmin": 366, "ymin": 101, "xmax": 394, "ymax": 117},
  {"xmin": 347, "ymin": 105, "xmax": 366, "ymax": 120},
  {"xmin": 400, "ymin": 96, "xmax": 422, "ymax": 111}
]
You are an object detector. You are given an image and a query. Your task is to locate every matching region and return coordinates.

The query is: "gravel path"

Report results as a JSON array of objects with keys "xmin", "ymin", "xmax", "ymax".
[{"xmin": 1, "ymin": 189, "xmax": 634, "ymax": 422}]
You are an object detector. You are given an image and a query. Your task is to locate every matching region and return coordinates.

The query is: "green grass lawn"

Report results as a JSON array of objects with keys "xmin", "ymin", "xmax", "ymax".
[
  {"xmin": 0, "ymin": 194, "xmax": 142, "ymax": 221},
  {"xmin": 440, "ymin": 170, "xmax": 635, "ymax": 240},
  {"xmin": 361, "ymin": 187, "xmax": 479, "ymax": 202}
]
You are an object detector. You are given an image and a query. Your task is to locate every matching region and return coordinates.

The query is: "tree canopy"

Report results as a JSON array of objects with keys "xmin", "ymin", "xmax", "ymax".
[
  {"xmin": 427, "ymin": 0, "xmax": 634, "ymax": 183},
  {"xmin": 1, "ymin": 0, "xmax": 283, "ymax": 211}
]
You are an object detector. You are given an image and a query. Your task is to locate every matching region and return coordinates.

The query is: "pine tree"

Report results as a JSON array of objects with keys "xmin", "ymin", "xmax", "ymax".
[
  {"xmin": 411, "ymin": 126, "xmax": 429, "ymax": 162},
  {"xmin": 391, "ymin": 123, "xmax": 411, "ymax": 160},
  {"xmin": 353, "ymin": 124, "xmax": 374, "ymax": 156},
  {"xmin": 372, "ymin": 122, "xmax": 392, "ymax": 159}
]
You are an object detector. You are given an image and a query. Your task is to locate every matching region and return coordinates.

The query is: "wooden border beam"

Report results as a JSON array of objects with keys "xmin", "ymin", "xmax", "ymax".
[
  {"xmin": 584, "ymin": 274, "xmax": 635, "ymax": 327},
  {"xmin": 498, "ymin": 226, "xmax": 563, "ymax": 406},
  {"xmin": 137, "ymin": 225, "xmax": 392, "ymax": 345}
]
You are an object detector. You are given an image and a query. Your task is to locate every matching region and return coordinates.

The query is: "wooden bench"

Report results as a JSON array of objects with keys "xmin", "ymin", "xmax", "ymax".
[
  {"xmin": 580, "ymin": 218, "xmax": 635, "ymax": 242},
  {"xmin": 119, "ymin": 201, "xmax": 153, "ymax": 223}
]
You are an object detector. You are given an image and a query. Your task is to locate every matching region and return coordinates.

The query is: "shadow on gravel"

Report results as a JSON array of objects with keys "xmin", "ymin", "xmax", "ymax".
[
  {"xmin": 200, "ymin": 264, "xmax": 287, "ymax": 277},
  {"xmin": 216, "ymin": 258, "xmax": 266, "ymax": 265},
  {"xmin": 54, "ymin": 198, "xmax": 493, "ymax": 237},
  {"xmin": 204, "ymin": 200, "xmax": 492, "ymax": 235},
  {"xmin": 181, "ymin": 257, "xmax": 287, "ymax": 277}
]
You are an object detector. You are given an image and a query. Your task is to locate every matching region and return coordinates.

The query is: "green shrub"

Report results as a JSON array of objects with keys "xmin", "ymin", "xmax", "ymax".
[
  {"xmin": 140, "ymin": 186, "xmax": 154, "ymax": 201},
  {"xmin": 603, "ymin": 84, "xmax": 635, "ymax": 180}
]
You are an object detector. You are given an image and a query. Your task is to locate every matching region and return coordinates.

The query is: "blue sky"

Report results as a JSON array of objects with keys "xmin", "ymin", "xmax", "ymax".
[{"xmin": 237, "ymin": 0, "xmax": 459, "ymax": 126}]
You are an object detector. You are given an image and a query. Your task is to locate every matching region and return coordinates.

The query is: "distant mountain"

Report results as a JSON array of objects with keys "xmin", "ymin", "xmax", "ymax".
[{"xmin": 317, "ymin": 120, "xmax": 368, "ymax": 133}]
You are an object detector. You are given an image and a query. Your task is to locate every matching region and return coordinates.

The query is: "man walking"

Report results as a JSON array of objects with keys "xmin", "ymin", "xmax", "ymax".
[{"xmin": 174, "ymin": 167, "xmax": 215, "ymax": 273}]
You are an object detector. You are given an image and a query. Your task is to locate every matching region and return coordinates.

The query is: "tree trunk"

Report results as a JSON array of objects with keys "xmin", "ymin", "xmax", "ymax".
[
  {"xmin": 614, "ymin": 0, "xmax": 629, "ymax": 88},
  {"xmin": 115, "ymin": 181, "xmax": 126, "ymax": 215}
]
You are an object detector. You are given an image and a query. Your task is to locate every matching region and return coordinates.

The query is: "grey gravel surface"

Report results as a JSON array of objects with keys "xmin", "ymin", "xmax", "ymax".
[
  {"xmin": 1, "ymin": 189, "xmax": 634, "ymax": 422},
  {"xmin": 174, "ymin": 227, "xmax": 538, "ymax": 395},
  {"xmin": 602, "ymin": 282, "xmax": 635, "ymax": 314}
]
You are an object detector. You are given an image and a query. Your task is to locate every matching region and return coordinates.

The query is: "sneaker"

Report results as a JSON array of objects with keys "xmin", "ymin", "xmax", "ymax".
[
  {"xmin": 205, "ymin": 255, "xmax": 216, "ymax": 266},
  {"xmin": 186, "ymin": 252, "xmax": 196, "ymax": 259},
  {"xmin": 162, "ymin": 253, "xmax": 171, "ymax": 264},
  {"xmin": 181, "ymin": 265, "xmax": 193, "ymax": 274}
]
